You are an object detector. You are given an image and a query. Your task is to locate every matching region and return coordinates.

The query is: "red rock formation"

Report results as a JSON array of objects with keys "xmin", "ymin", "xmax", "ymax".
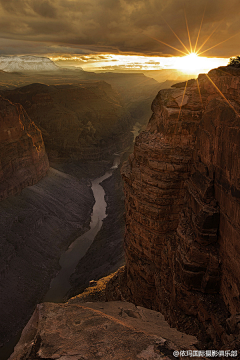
[
  {"xmin": 106, "ymin": 67, "xmax": 240, "ymax": 348},
  {"xmin": 0, "ymin": 96, "xmax": 49, "ymax": 200}
]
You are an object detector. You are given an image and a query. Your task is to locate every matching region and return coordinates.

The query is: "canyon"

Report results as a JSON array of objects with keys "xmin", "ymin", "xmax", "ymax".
[
  {"xmin": 0, "ymin": 77, "xmax": 140, "ymax": 358},
  {"xmin": 0, "ymin": 82, "xmax": 132, "ymax": 160},
  {"xmin": 0, "ymin": 63, "xmax": 175, "ymax": 126},
  {"xmin": 2, "ymin": 63, "xmax": 240, "ymax": 358}
]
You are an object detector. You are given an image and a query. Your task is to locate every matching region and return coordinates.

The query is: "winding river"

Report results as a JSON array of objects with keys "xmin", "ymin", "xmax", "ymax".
[
  {"xmin": 44, "ymin": 122, "xmax": 140, "ymax": 303},
  {"xmin": 43, "ymin": 155, "xmax": 120, "ymax": 303}
]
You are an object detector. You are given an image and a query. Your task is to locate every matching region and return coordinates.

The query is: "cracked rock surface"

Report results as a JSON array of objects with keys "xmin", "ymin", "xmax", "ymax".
[{"xmin": 9, "ymin": 301, "xmax": 197, "ymax": 360}]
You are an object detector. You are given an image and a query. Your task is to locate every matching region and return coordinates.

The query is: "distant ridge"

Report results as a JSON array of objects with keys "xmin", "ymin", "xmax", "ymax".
[{"xmin": 0, "ymin": 55, "xmax": 59, "ymax": 72}]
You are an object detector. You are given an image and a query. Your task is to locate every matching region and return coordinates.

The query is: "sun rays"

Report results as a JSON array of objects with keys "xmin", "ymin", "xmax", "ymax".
[
  {"xmin": 147, "ymin": 6, "xmax": 237, "ymax": 76},
  {"xmin": 197, "ymin": 33, "xmax": 239, "ymax": 56},
  {"xmin": 146, "ymin": 34, "xmax": 188, "ymax": 57},
  {"xmin": 205, "ymin": 74, "xmax": 240, "ymax": 117},
  {"xmin": 154, "ymin": 6, "xmax": 236, "ymax": 57},
  {"xmin": 193, "ymin": 6, "xmax": 206, "ymax": 53},
  {"xmin": 149, "ymin": 6, "xmax": 239, "ymax": 121},
  {"xmin": 177, "ymin": 79, "xmax": 188, "ymax": 123},
  {"xmin": 184, "ymin": 10, "xmax": 193, "ymax": 54}
]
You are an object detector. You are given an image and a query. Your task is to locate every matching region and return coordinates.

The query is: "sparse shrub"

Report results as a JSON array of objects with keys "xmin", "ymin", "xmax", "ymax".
[{"xmin": 228, "ymin": 56, "xmax": 240, "ymax": 67}]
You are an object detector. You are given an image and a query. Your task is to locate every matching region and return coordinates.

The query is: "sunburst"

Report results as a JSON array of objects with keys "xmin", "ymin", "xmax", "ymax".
[
  {"xmin": 147, "ymin": 6, "xmax": 237, "ymax": 76},
  {"xmin": 148, "ymin": 6, "xmax": 240, "ymax": 120}
]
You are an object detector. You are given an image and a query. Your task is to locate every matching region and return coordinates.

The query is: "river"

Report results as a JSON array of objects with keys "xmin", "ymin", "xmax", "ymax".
[
  {"xmin": 44, "ymin": 122, "xmax": 140, "ymax": 303},
  {"xmin": 43, "ymin": 155, "xmax": 120, "ymax": 303}
]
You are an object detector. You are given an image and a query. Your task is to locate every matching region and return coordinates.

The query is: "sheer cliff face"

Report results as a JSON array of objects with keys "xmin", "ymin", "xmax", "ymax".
[
  {"xmin": 117, "ymin": 67, "xmax": 240, "ymax": 347},
  {"xmin": 0, "ymin": 97, "xmax": 49, "ymax": 200}
]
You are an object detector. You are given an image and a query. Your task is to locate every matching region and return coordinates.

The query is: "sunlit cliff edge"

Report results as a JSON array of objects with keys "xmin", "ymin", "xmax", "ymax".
[{"xmin": 9, "ymin": 66, "xmax": 240, "ymax": 358}]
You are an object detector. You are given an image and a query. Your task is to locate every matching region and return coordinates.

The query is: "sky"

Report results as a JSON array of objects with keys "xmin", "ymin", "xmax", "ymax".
[{"xmin": 0, "ymin": 0, "xmax": 239, "ymax": 72}]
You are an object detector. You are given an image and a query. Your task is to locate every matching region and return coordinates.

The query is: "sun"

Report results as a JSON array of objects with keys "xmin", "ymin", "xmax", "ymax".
[
  {"xmin": 177, "ymin": 53, "xmax": 200, "ymax": 72},
  {"xmin": 176, "ymin": 53, "xmax": 205, "ymax": 74},
  {"xmin": 174, "ymin": 52, "xmax": 225, "ymax": 75}
]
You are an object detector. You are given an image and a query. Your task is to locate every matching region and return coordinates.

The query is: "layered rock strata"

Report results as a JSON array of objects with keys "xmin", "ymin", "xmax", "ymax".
[
  {"xmin": 0, "ymin": 96, "xmax": 49, "ymax": 201},
  {"xmin": 107, "ymin": 67, "xmax": 240, "ymax": 348}
]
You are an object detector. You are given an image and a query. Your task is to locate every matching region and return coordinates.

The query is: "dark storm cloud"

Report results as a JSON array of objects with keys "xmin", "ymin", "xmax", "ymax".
[
  {"xmin": 0, "ymin": 0, "xmax": 239, "ymax": 57},
  {"xmin": 32, "ymin": 1, "xmax": 57, "ymax": 18},
  {"xmin": 0, "ymin": 0, "xmax": 57, "ymax": 17}
]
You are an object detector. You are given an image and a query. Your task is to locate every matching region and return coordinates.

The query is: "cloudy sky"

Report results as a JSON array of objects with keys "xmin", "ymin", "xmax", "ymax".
[{"xmin": 0, "ymin": 0, "xmax": 239, "ymax": 70}]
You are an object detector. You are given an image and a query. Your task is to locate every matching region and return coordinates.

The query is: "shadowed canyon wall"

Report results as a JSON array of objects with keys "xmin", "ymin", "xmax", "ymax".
[
  {"xmin": 1, "ymin": 82, "xmax": 134, "ymax": 160},
  {"xmin": 0, "ymin": 96, "xmax": 95, "ymax": 347},
  {"xmin": 107, "ymin": 66, "xmax": 240, "ymax": 349},
  {"xmin": 0, "ymin": 96, "xmax": 49, "ymax": 201}
]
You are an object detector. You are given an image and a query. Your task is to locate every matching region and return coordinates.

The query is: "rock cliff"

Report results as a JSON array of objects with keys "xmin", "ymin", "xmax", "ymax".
[
  {"xmin": 0, "ymin": 96, "xmax": 49, "ymax": 201},
  {"xmin": 106, "ymin": 66, "xmax": 240, "ymax": 349},
  {"xmin": 1, "ymin": 82, "xmax": 132, "ymax": 160}
]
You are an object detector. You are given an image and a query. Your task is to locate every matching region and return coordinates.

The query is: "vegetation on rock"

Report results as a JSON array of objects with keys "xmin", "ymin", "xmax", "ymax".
[{"xmin": 228, "ymin": 55, "xmax": 240, "ymax": 67}]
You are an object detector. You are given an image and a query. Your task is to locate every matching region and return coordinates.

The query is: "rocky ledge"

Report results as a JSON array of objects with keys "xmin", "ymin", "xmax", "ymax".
[
  {"xmin": 0, "ymin": 96, "xmax": 49, "ymax": 201},
  {"xmin": 10, "ymin": 299, "xmax": 197, "ymax": 360},
  {"xmin": 106, "ymin": 66, "xmax": 240, "ymax": 349}
]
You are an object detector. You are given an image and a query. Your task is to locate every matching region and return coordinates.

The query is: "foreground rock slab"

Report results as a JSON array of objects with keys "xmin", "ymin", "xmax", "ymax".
[{"xmin": 10, "ymin": 301, "xmax": 197, "ymax": 360}]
